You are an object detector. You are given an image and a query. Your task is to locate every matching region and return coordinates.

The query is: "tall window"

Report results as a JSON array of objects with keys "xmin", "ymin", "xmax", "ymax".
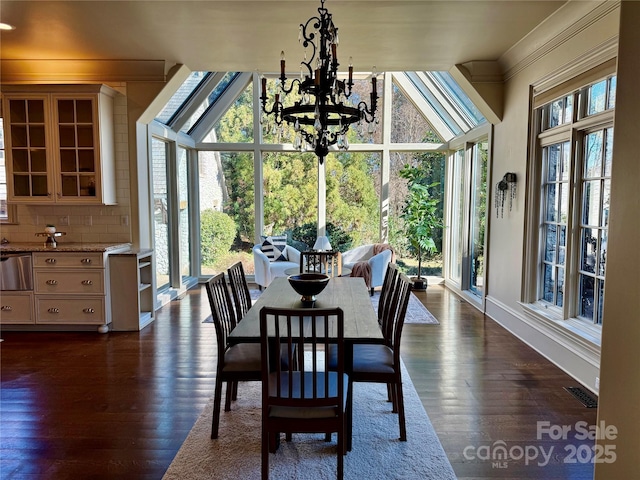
[
  {"xmin": 469, "ymin": 141, "xmax": 488, "ymax": 296},
  {"xmin": 447, "ymin": 149, "xmax": 465, "ymax": 286},
  {"xmin": 533, "ymin": 74, "xmax": 616, "ymax": 327},
  {"xmin": 177, "ymin": 147, "xmax": 192, "ymax": 281},
  {"xmin": 152, "ymin": 138, "xmax": 170, "ymax": 290},
  {"xmin": 445, "ymin": 136, "xmax": 489, "ymax": 300}
]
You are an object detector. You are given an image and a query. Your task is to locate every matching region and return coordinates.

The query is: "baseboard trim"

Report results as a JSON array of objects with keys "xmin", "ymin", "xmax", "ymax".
[{"xmin": 485, "ymin": 295, "xmax": 600, "ymax": 394}]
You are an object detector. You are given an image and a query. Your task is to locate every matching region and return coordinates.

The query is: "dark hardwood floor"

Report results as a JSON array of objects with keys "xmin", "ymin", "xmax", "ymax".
[{"xmin": 0, "ymin": 284, "xmax": 597, "ymax": 479}]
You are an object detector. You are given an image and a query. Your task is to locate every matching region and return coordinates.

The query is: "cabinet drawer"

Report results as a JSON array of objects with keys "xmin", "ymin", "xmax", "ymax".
[
  {"xmin": 35, "ymin": 270, "xmax": 104, "ymax": 294},
  {"xmin": 33, "ymin": 252, "xmax": 104, "ymax": 269},
  {"xmin": 0, "ymin": 293, "xmax": 34, "ymax": 324},
  {"xmin": 36, "ymin": 296, "xmax": 105, "ymax": 324}
]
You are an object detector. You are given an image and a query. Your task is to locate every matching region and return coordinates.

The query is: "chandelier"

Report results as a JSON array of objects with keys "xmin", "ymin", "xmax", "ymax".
[{"xmin": 260, "ymin": 0, "xmax": 378, "ymax": 164}]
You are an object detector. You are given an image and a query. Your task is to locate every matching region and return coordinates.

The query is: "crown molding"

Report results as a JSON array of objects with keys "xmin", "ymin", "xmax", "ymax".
[
  {"xmin": 500, "ymin": 0, "xmax": 620, "ymax": 82},
  {"xmin": 0, "ymin": 59, "xmax": 166, "ymax": 84}
]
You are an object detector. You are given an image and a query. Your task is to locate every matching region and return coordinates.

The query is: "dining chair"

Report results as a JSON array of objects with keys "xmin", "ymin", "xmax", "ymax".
[
  {"xmin": 378, "ymin": 263, "xmax": 400, "ymax": 328},
  {"xmin": 205, "ymin": 272, "xmax": 262, "ymax": 439},
  {"xmin": 376, "ymin": 263, "xmax": 400, "ymax": 403},
  {"xmin": 344, "ymin": 272, "xmax": 412, "ymax": 448},
  {"xmin": 354, "ymin": 272, "xmax": 411, "ymax": 441},
  {"xmin": 227, "ymin": 261, "xmax": 252, "ymax": 320},
  {"xmin": 300, "ymin": 251, "xmax": 342, "ymax": 277},
  {"xmin": 259, "ymin": 306, "xmax": 350, "ymax": 480}
]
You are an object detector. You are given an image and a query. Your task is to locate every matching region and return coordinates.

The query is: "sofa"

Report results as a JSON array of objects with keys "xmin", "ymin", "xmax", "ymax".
[
  {"xmin": 341, "ymin": 244, "xmax": 393, "ymax": 295},
  {"xmin": 253, "ymin": 243, "xmax": 301, "ymax": 289}
]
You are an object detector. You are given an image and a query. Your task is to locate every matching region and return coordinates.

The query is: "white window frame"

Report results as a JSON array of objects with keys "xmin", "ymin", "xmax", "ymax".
[{"xmin": 522, "ymin": 68, "xmax": 616, "ymax": 344}]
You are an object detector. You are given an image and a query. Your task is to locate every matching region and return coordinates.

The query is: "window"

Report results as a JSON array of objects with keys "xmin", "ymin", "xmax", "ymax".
[
  {"xmin": 152, "ymin": 138, "xmax": 171, "ymax": 290},
  {"xmin": 531, "ymin": 74, "xmax": 616, "ymax": 328},
  {"xmin": 444, "ymin": 135, "xmax": 489, "ymax": 300},
  {"xmin": 150, "ymin": 70, "xmax": 488, "ymax": 290}
]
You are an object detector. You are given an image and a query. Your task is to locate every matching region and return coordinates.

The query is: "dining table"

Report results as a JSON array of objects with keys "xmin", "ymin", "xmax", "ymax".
[{"xmin": 228, "ymin": 276, "xmax": 384, "ymax": 363}]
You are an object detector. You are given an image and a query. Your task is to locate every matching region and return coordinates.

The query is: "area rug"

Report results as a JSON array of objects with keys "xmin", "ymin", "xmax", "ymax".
[
  {"xmin": 243, "ymin": 289, "xmax": 439, "ymax": 325},
  {"xmin": 162, "ymin": 361, "xmax": 456, "ymax": 480}
]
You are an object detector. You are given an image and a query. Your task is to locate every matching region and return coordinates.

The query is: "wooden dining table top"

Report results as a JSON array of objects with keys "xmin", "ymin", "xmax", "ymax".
[{"xmin": 228, "ymin": 276, "xmax": 383, "ymax": 345}]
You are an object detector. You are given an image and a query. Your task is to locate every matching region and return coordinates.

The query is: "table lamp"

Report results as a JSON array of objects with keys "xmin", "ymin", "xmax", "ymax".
[{"xmin": 313, "ymin": 235, "xmax": 332, "ymax": 251}]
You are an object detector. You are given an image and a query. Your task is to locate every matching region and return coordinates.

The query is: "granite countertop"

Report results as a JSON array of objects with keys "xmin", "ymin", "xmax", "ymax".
[{"xmin": 0, "ymin": 242, "xmax": 132, "ymax": 253}]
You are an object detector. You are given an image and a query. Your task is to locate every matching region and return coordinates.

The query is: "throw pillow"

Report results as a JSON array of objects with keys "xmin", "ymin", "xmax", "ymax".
[{"xmin": 261, "ymin": 235, "xmax": 288, "ymax": 262}]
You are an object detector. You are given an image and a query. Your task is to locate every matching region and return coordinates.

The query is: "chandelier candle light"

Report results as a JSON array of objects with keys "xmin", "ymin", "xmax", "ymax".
[{"xmin": 260, "ymin": 0, "xmax": 378, "ymax": 163}]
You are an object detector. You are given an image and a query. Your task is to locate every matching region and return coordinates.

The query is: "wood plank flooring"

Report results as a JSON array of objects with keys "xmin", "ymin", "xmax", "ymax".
[{"xmin": 0, "ymin": 284, "xmax": 597, "ymax": 479}]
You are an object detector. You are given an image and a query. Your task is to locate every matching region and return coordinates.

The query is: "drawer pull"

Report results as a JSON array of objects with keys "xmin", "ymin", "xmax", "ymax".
[
  {"xmin": 48, "ymin": 308, "xmax": 60, "ymax": 314},
  {"xmin": 46, "ymin": 279, "xmax": 58, "ymax": 285},
  {"xmin": 45, "ymin": 258, "xmax": 57, "ymax": 264},
  {"xmin": 81, "ymin": 280, "xmax": 93, "ymax": 286},
  {"xmin": 81, "ymin": 258, "xmax": 92, "ymax": 264},
  {"xmin": 83, "ymin": 308, "xmax": 95, "ymax": 314},
  {"xmin": 1, "ymin": 305, "xmax": 13, "ymax": 312}
]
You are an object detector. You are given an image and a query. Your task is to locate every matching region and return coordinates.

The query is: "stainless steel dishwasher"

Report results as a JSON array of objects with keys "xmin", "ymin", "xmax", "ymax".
[{"xmin": 0, "ymin": 253, "xmax": 33, "ymax": 291}]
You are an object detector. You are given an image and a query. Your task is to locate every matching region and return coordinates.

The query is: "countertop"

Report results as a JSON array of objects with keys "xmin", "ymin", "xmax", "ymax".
[{"xmin": 0, "ymin": 242, "xmax": 132, "ymax": 253}]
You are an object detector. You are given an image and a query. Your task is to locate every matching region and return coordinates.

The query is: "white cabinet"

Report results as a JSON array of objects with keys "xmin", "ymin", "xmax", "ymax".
[
  {"xmin": 2, "ymin": 84, "xmax": 117, "ymax": 205},
  {"xmin": 32, "ymin": 252, "xmax": 110, "ymax": 330},
  {"xmin": 109, "ymin": 249, "xmax": 155, "ymax": 331}
]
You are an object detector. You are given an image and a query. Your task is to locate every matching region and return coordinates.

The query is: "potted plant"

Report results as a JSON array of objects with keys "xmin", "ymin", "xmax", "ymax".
[{"xmin": 399, "ymin": 165, "xmax": 442, "ymax": 291}]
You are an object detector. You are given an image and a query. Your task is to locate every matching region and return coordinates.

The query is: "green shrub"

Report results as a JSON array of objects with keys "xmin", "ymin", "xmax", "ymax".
[
  {"xmin": 200, "ymin": 209, "xmax": 237, "ymax": 266},
  {"xmin": 289, "ymin": 222, "xmax": 353, "ymax": 252}
]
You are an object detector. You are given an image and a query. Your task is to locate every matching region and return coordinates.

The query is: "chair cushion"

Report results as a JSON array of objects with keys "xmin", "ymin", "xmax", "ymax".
[
  {"xmin": 267, "ymin": 371, "xmax": 349, "ymax": 419},
  {"xmin": 268, "ymin": 259, "xmax": 299, "ymax": 277},
  {"xmin": 223, "ymin": 343, "xmax": 261, "ymax": 372},
  {"xmin": 327, "ymin": 343, "xmax": 395, "ymax": 374},
  {"xmin": 351, "ymin": 344, "xmax": 395, "ymax": 374},
  {"xmin": 261, "ymin": 235, "xmax": 288, "ymax": 262}
]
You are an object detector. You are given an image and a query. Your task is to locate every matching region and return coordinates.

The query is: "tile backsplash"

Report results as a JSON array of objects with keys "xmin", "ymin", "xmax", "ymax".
[{"xmin": 2, "ymin": 204, "xmax": 131, "ymax": 244}]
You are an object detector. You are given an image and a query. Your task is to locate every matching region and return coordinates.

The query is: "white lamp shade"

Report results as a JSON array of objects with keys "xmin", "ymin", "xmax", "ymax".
[{"xmin": 313, "ymin": 235, "xmax": 332, "ymax": 251}]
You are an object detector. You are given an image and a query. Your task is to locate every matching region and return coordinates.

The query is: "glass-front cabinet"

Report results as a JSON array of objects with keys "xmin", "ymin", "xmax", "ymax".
[{"xmin": 2, "ymin": 85, "xmax": 117, "ymax": 204}]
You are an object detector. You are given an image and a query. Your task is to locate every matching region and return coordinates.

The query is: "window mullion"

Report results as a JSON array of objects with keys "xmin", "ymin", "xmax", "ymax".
[{"xmin": 563, "ymin": 131, "xmax": 581, "ymax": 320}]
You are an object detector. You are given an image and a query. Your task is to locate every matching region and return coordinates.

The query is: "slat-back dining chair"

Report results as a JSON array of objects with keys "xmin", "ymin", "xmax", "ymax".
[
  {"xmin": 378, "ymin": 263, "xmax": 400, "ymax": 330},
  {"xmin": 205, "ymin": 272, "xmax": 262, "ymax": 439},
  {"xmin": 259, "ymin": 306, "xmax": 350, "ymax": 480},
  {"xmin": 227, "ymin": 261, "xmax": 252, "ymax": 320},
  {"xmin": 345, "ymin": 272, "xmax": 412, "ymax": 448},
  {"xmin": 300, "ymin": 251, "xmax": 342, "ymax": 277},
  {"xmin": 376, "ymin": 263, "xmax": 400, "ymax": 403}
]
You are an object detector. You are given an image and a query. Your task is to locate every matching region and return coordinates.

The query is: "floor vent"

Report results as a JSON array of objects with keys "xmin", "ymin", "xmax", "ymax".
[{"xmin": 564, "ymin": 386, "xmax": 598, "ymax": 408}]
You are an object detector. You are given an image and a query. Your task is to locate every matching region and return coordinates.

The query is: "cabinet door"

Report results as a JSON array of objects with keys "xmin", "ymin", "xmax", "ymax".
[
  {"xmin": 0, "ymin": 293, "xmax": 34, "ymax": 324},
  {"xmin": 53, "ymin": 95, "xmax": 100, "ymax": 202},
  {"xmin": 3, "ymin": 95, "xmax": 55, "ymax": 202}
]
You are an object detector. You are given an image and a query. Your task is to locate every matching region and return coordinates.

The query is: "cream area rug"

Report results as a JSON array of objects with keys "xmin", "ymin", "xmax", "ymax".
[
  {"xmin": 369, "ymin": 291, "xmax": 438, "ymax": 324},
  {"xmin": 162, "ymin": 362, "xmax": 456, "ymax": 480}
]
